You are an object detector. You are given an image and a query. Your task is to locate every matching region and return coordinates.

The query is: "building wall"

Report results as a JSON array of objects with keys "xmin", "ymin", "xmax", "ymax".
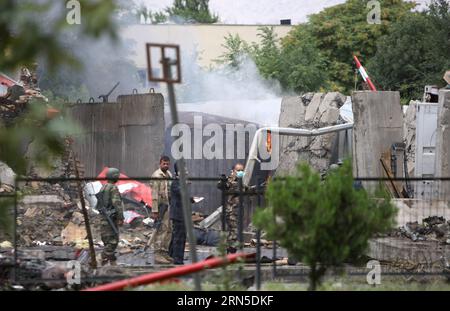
[{"xmin": 121, "ymin": 24, "xmax": 293, "ymax": 69}]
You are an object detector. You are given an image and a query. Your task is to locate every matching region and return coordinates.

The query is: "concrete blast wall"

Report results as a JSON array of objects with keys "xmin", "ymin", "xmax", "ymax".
[
  {"xmin": 69, "ymin": 94, "xmax": 165, "ymax": 178},
  {"xmin": 277, "ymin": 93, "xmax": 349, "ymax": 175},
  {"xmin": 435, "ymin": 89, "xmax": 450, "ymax": 198},
  {"xmin": 351, "ymin": 91, "xmax": 404, "ymax": 178}
]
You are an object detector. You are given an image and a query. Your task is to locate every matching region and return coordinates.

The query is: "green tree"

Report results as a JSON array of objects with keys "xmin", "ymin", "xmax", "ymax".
[
  {"xmin": 251, "ymin": 27, "xmax": 283, "ymax": 81},
  {"xmin": 137, "ymin": 5, "xmax": 168, "ymax": 24},
  {"xmin": 0, "ymin": 0, "xmax": 117, "ymax": 235},
  {"xmin": 284, "ymin": 0, "xmax": 415, "ymax": 93},
  {"xmin": 368, "ymin": 0, "xmax": 450, "ymax": 103},
  {"xmin": 0, "ymin": 0, "xmax": 117, "ymax": 72},
  {"xmin": 216, "ymin": 26, "xmax": 328, "ymax": 92},
  {"xmin": 214, "ymin": 33, "xmax": 251, "ymax": 69},
  {"xmin": 253, "ymin": 160, "xmax": 396, "ymax": 290},
  {"xmin": 278, "ymin": 26, "xmax": 329, "ymax": 92},
  {"xmin": 166, "ymin": 0, "xmax": 218, "ymax": 24}
]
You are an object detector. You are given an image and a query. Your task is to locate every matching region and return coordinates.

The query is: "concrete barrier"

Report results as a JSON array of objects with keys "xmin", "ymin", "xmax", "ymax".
[
  {"xmin": 435, "ymin": 89, "xmax": 450, "ymax": 199},
  {"xmin": 351, "ymin": 91, "xmax": 404, "ymax": 179},
  {"xmin": 69, "ymin": 94, "xmax": 165, "ymax": 178}
]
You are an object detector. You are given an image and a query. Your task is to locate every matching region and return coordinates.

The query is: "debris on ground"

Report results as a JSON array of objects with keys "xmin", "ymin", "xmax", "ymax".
[{"xmin": 389, "ymin": 216, "xmax": 450, "ymax": 243}]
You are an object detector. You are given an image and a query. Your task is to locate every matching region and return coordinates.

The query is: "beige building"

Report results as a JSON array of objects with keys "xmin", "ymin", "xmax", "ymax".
[{"xmin": 121, "ymin": 24, "xmax": 293, "ymax": 69}]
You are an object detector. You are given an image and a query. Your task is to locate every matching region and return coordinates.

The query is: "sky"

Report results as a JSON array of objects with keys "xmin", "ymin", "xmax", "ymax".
[{"xmin": 134, "ymin": 0, "xmax": 431, "ymax": 25}]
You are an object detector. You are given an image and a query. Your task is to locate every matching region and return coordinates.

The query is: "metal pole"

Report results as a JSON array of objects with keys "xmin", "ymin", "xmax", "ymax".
[
  {"xmin": 73, "ymin": 157, "xmax": 97, "ymax": 269},
  {"xmin": 162, "ymin": 57, "xmax": 201, "ymax": 291},
  {"xmin": 255, "ymin": 180, "xmax": 262, "ymax": 290},
  {"xmin": 220, "ymin": 175, "xmax": 226, "ymax": 232},
  {"xmin": 272, "ymin": 240, "xmax": 277, "ymax": 279},
  {"xmin": 237, "ymin": 177, "xmax": 244, "ymax": 281},
  {"xmin": 13, "ymin": 178, "xmax": 18, "ymax": 284},
  {"xmin": 238, "ymin": 177, "xmax": 244, "ymax": 251},
  {"xmin": 84, "ymin": 252, "xmax": 255, "ymax": 291}
]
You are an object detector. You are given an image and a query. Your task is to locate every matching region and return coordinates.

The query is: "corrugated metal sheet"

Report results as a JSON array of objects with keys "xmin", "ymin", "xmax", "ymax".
[
  {"xmin": 164, "ymin": 111, "xmax": 258, "ymax": 216},
  {"xmin": 68, "ymin": 94, "xmax": 165, "ymax": 178}
]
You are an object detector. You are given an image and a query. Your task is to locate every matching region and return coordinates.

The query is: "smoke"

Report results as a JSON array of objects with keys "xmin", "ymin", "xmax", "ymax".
[
  {"xmin": 31, "ymin": 1, "xmax": 285, "ymax": 125},
  {"xmin": 169, "ymin": 50, "xmax": 283, "ymax": 126},
  {"xmin": 36, "ymin": 0, "xmax": 145, "ymax": 102},
  {"xmin": 177, "ymin": 52, "xmax": 282, "ymax": 102}
]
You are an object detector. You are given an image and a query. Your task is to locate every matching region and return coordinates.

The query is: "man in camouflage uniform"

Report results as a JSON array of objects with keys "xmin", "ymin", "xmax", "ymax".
[
  {"xmin": 148, "ymin": 155, "xmax": 173, "ymax": 264},
  {"xmin": 218, "ymin": 163, "xmax": 245, "ymax": 254},
  {"xmin": 98, "ymin": 167, "xmax": 124, "ymax": 266}
]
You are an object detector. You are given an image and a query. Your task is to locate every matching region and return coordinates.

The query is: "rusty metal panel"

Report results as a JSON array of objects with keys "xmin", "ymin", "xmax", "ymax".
[{"xmin": 67, "ymin": 94, "xmax": 165, "ymax": 178}]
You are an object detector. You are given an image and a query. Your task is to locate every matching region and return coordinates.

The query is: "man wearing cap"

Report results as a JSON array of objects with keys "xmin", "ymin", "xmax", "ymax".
[{"xmin": 98, "ymin": 167, "xmax": 124, "ymax": 266}]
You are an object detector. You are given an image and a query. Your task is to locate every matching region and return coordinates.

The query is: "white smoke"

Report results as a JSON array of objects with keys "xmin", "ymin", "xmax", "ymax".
[
  {"xmin": 170, "ymin": 50, "xmax": 283, "ymax": 126},
  {"xmin": 35, "ymin": 0, "xmax": 145, "ymax": 102},
  {"xmin": 177, "ymin": 52, "xmax": 282, "ymax": 102}
]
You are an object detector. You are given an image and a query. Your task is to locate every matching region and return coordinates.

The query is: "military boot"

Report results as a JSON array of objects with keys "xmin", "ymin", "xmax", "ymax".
[{"xmin": 154, "ymin": 251, "xmax": 174, "ymax": 264}]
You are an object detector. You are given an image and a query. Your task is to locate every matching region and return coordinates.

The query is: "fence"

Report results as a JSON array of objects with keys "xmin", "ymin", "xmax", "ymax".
[{"xmin": 1, "ymin": 176, "xmax": 450, "ymax": 290}]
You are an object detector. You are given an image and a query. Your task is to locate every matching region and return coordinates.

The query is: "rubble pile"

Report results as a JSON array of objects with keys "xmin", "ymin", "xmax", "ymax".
[
  {"xmin": 277, "ymin": 92, "xmax": 347, "ymax": 175},
  {"xmin": 17, "ymin": 194, "xmax": 77, "ymax": 246},
  {"xmin": 389, "ymin": 216, "xmax": 450, "ymax": 243}
]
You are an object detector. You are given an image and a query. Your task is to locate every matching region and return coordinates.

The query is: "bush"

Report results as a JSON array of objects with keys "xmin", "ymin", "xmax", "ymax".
[{"xmin": 253, "ymin": 160, "xmax": 396, "ymax": 290}]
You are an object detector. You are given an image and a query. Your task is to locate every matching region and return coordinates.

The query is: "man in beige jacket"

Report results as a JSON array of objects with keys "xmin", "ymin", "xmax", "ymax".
[{"xmin": 148, "ymin": 155, "xmax": 173, "ymax": 264}]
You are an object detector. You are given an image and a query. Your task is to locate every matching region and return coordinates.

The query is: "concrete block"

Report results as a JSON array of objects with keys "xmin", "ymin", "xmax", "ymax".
[
  {"xmin": 318, "ymin": 107, "xmax": 340, "ymax": 126},
  {"xmin": 435, "ymin": 90, "xmax": 450, "ymax": 199},
  {"xmin": 351, "ymin": 91, "xmax": 404, "ymax": 179},
  {"xmin": 279, "ymin": 96, "xmax": 306, "ymax": 128},
  {"xmin": 304, "ymin": 93, "xmax": 324, "ymax": 123},
  {"xmin": 0, "ymin": 161, "xmax": 15, "ymax": 186},
  {"xmin": 21, "ymin": 195, "xmax": 64, "ymax": 206}
]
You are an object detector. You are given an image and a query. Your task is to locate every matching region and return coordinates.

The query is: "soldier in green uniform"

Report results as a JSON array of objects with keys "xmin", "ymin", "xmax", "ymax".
[
  {"xmin": 97, "ymin": 167, "xmax": 124, "ymax": 266},
  {"xmin": 218, "ymin": 163, "xmax": 245, "ymax": 254}
]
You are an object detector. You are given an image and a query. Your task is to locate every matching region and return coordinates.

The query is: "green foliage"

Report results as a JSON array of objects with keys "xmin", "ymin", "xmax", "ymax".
[
  {"xmin": 285, "ymin": 0, "xmax": 415, "ymax": 93},
  {"xmin": 0, "ymin": 0, "xmax": 117, "ymax": 72},
  {"xmin": 0, "ymin": 101, "xmax": 78, "ymax": 175},
  {"xmin": 166, "ymin": 0, "xmax": 218, "ymax": 24},
  {"xmin": 214, "ymin": 0, "xmax": 446, "ymax": 97},
  {"xmin": 0, "ymin": 0, "xmax": 117, "ymax": 236},
  {"xmin": 251, "ymin": 27, "xmax": 283, "ymax": 81},
  {"xmin": 137, "ymin": 6, "xmax": 168, "ymax": 24},
  {"xmin": 216, "ymin": 27, "xmax": 327, "ymax": 92},
  {"xmin": 278, "ymin": 27, "xmax": 329, "ymax": 92},
  {"xmin": 253, "ymin": 160, "xmax": 396, "ymax": 290},
  {"xmin": 214, "ymin": 33, "xmax": 251, "ymax": 69},
  {"xmin": 368, "ymin": 0, "xmax": 450, "ymax": 103}
]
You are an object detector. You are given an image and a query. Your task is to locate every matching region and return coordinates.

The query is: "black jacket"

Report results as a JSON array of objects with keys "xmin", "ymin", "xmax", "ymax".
[{"xmin": 170, "ymin": 179, "xmax": 183, "ymax": 221}]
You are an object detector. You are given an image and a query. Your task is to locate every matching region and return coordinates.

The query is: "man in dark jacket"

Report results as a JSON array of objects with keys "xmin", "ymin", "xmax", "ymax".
[{"xmin": 168, "ymin": 162, "xmax": 187, "ymax": 265}]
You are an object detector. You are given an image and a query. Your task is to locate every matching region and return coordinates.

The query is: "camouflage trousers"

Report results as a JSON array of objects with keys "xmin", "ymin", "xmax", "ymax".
[
  {"xmin": 100, "ymin": 219, "xmax": 119, "ymax": 261},
  {"xmin": 225, "ymin": 201, "xmax": 239, "ymax": 249},
  {"xmin": 148, "ymin": 203, "xmax": 172, "ymax": 255}
]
